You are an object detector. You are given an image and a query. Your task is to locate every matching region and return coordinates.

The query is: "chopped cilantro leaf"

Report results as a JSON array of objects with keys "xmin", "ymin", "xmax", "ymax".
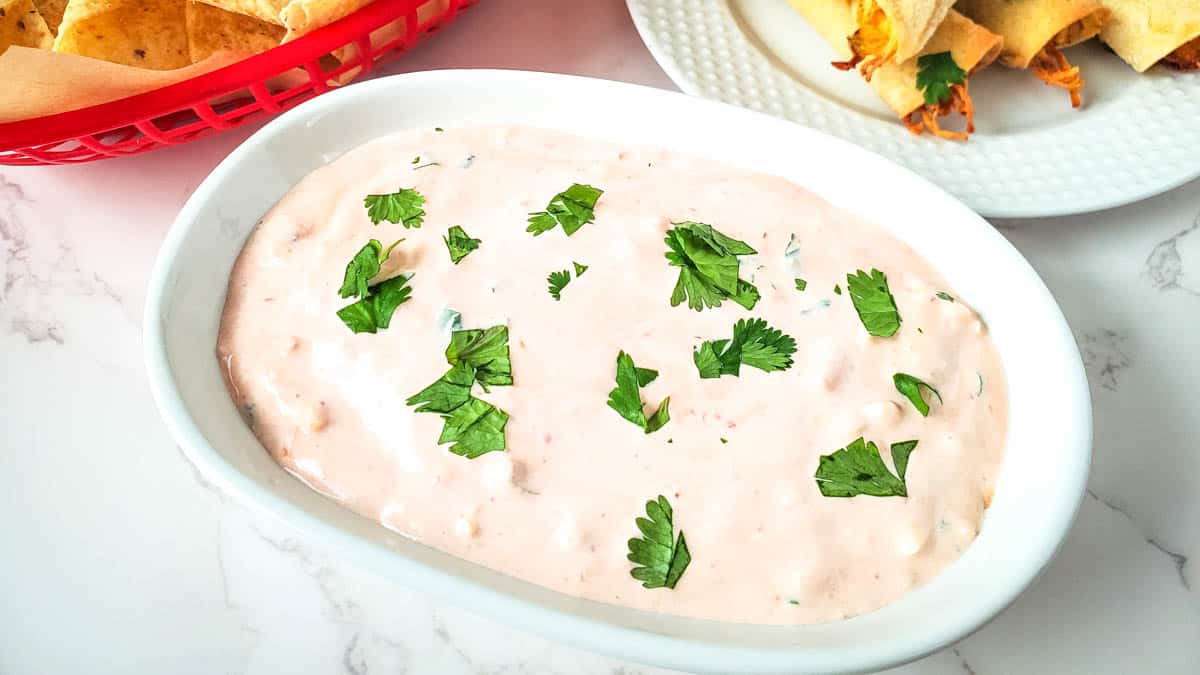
[
  {"xmin": 794, "ymin": 278, "xmax": 807, "ymax": 292},
  {"xmin": 607, "ymin": 351, "xmax": 670, "ymax": 434},
  {"xmin": 814, "ymin": 437, "xmax": 918, "ymax": 498},
  {"xmin": 336, "ymin": 274, "xmax": 412, "ymax": 334},
  {"xmin": 893, "ymin": 372, "xmax": 942, "ymax": 417},
  {"xmin": 547, "ymin": 269, "xmax": 571, "ymax": 301},
  {"xmin": 527, "ymin": 183, "xmax": 603, "ymax": 236},
  {"xmin": 338, "ymin": 238, "xmax": 402, "ymax": 299},
  {"xmin": 408, "ymin": 322, "xmax": 513, "ymax": 458},
  {"xmin": 833, "ymin": 284, "xmax": 842, "ymax": 295},
  {"xmin": 446, "ymin": 325, "xmax": 512, "ymax": 388},
  {"xmin": 406, "ymin": 362, "xmax": 477, "ymax": 413},
  {"xmin": 364, "ymin": 188, "xmax": 425, "ymax": 228},
  {"xmin": 438, "ymin": 396, "xmax": 509, "ymax": 459},
  {"xmin": 936, "ymin": 291, "xmax": 955, "ymax": 302},
  {"xmin": 443, "ymin": 225, "xmax": 480, "ymax": 264},
  {"xmin": 693, "ymin": 318, "xmax": 796, "ymax": 379},
  {"xmin": 847, "ymin": 268, "xmax": 901, "ymax": 337},
  {"xmin": 627, "ymin": 495, "xmax": 691, "ymax": 589},
  {"xmin": 664, "ymin": 221, "xmax": 759, "ymax": 311},
  {"xmin": 916, "ymin": 52, "xmax": 967, "ymax": 107},
  {"xmin": 411, "ymin": 156, "xmax": 420, "ymax": 164},
  {"xmin": 573, "ymin": 261, "xmax": 589, "ymax": 276}
]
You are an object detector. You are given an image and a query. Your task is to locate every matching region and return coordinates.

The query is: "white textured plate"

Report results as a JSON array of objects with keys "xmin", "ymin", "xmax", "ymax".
[
  {"xmin": 146, "ymin": 70, "xmax": 1090, "ymax": 674},
  {"xmin": 627, "ymin": 0, "xmax": 1200, "ymax": 217}
]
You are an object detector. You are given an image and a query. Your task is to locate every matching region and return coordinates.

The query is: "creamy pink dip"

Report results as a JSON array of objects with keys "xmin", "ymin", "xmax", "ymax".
[{"xmin": 217, "ymin": 126, "xmax": 1008, "ymax": 624}]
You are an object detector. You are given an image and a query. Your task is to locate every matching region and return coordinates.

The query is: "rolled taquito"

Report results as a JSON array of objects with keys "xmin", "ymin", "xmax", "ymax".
[
  {"xmin": 957, "ymin": 0, "xmax": 1110, "ymax": 107},
  {"xmin": 828, "ymin": 0, "xmax": 957, "ymax": 78},
  {"xmin": 792, "ymin": 0, "xmax": 1002, "ymax": 140},
  {"xmin": 1097, "ymin": 0, "xmax": 1200, "ymax": 72}
]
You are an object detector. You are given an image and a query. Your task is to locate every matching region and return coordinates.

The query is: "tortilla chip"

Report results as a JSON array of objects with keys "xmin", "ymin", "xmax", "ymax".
[
  {"xmin": 53, "ymin": 0, "xmax": 190, "ymax": 69},
  {"xmin": 0, "ymin": 0, "xmax": 54, "ymax": 54},
  {"xmin": 33, "ymin": 0, "xmax": 65, "ymax": 33},
  {"xmin": 186, "ymin": 0, "xmax": 282, "ymax": 62},
  {"xmin": 195, "ymin": 0, "xmax": 371, "ymax": 40}
]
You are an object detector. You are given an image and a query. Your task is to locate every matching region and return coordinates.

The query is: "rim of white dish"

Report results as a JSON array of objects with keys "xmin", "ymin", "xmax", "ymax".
[
  {"xmin": 144, "ymin": 69, "xmax": 1092, "ymax": 674},
  {"xmin": 626, "ymin": 0, "xmax": 1200, "ymax": 219}
]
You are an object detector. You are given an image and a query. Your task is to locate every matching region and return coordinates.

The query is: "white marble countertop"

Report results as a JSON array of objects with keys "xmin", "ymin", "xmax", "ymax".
[{"xmin": 2, "ymin": 1, "xmax": 1198, "ymax": 673}]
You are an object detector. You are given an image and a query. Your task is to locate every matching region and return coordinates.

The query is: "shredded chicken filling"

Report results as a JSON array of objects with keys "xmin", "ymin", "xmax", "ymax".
[
  {"xmin": 1052, "ymin": 12, "xmax": 1108, "ymax": 49},
  {"xmin": 1032, "ymin": 44, "xmax": 1084, "ymax": 108},
  {"xmin": 832, "ymin": 0, "xmax": 896, "ymax": 81},
  {"xmin": 903, "ymin": 80, "xmax": 975, "ymax": 142}
]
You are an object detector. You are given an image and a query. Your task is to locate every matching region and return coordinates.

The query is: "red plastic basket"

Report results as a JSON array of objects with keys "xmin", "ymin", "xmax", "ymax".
[{"xmin": 0, "ymin": 0, "xmax": 475, "ymax": 165}]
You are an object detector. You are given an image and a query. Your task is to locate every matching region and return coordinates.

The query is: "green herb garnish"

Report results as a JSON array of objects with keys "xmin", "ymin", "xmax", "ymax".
[
  {"xmin": 833, "ymin": 284, "xmax": 842, "ymax": 295},
  {"xmin": 794, "ymin": 278, "xmax": 807, "ymax": 292},
  {"xmin": 336, "ymin": 275, "xmax": 412, "ymax": 334},
  {"xmin": 936, "ymin": 291, "xmax": 955, "ymax": 302},
  {"xmin": 364, "ymin": 188, "xmax": 425, "ymax": 228},
  {"xmin": 627, "ymin": 495, "xmax": 691, "ymax": 589},
  {"xmin": 607, "ymin": 351, "xmax": 670, "ymax": 434},
  {"xmin": 693, "ymin": 318, "xmax": 796, "ymax": 379},
  {"xmin": 443, "ymin": 226, "xmax": 480, "ymax": 264},
  {"xmin": 445, "ymin": 325, "xmax": 512, "ymax": 388},
  {"xmin": 664, "ymin": 221, "xmax": 759, "ymax": 311},
  {"xmin": 547, "ymin": 269, "xmax": 571, "ymax": 301},
  {"xmin": 338, "ymin": 238, "xmax": 402, "ymax": 300},
  {"xmin": 815, "ymin": 437, "xmax": 919, "ymax": 498},
  {"xmin": 527, "ymin": 183, "xmax": 603, "ymax": 236},
  {"xmin": 573, "ymin": 261, "xmax": 589, "ymax": 276},
  {"xmin": 847, "ymin": 268, "xmax": 901, "ymax": 337},
  {"xmin": 916, "ymin": 52, "xmax": 967, "ymax": 107},
  {"xmin": 407, "ymin": 362, "xmax": 477, "ymax": 413},
  {"xmin": 407, "ymin": 324, "xmax": 512, "ymax": 458},
  {"xmin": 437, "ymin": 396, "xmax": 510, "ymax": 459},
  {"xmin": 893, "ymin": 373, "xmax": 942, "ymax": 417}
]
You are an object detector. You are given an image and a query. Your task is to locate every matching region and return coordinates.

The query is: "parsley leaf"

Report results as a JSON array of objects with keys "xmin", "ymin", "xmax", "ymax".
[
  {"xmin": 916, "ymin": 52, "xmax": 967, "ymax": 107},
  {"xmin": 336, "ymin": 274, "xmax": 413, "ymax": 334},
  {"xmin": 339, "ymin": 239, "xmax": 402, "ymax": 299},
  {"xmin": 607, "ymin": 351, "xmax": 671, "ymax": 434},
  {"xmin": 445, "ymin": 325, "xmax": 512, "ymax": 389},
  {"xmin": 664, "ymin": 221, "xmax": 759, "ymax": 311},
  {"xmin": 794, "ymin": 278, "xmax": 807, "ymax": 292},
  {"xmin": 693, "ymin": 318, "xmax": 797, "ymax": 378},
  {"xmin": 364, "ymin": 188, "xmax": 425, "ymax": 228},
  {"xmin": 573, "ymin": 261, "xmax": 588, "ymax": 276},
  {"xmin": 547, "ymin": 270, "xmax": 571, "ymax": 301},
  {"xmin": 893, "ymin": 372, "xmax": 943, "ymax": 417},
  {"xmin": 443, "ymin": 226, "xmax": 480, "ymax": 264},
  {"xmin": 814, "ymin": 437, "xmax": 919, "ymax": 498},
  {"xmin": 408, "ymin": 323, "xmax": 513, "ymax": 458},
  {"xmin": 627, "ymin": 495, "xmax": 691, "ymax": 589},
  {"xmin": 526, "ymin": 183, "xmax": 603, "ymax": 236},
  {"xmin": 438, "ymin": 396, "xmax": 510, "ymax": 459},
  {"xmin": 847, "ymin": 268, "xmax": 901, "ymax": 337}
]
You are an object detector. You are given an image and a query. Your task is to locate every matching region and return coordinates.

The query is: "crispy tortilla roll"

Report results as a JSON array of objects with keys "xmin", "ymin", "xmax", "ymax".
[
  {"xmin": 828, "ymin": 0, "xmax": 956, "ymax": 79},
  {"xmin": 957, "ymin": 0, "xmax": 1109, "ymax": 108},
  {"xmin": 186, "ymin": 0, "xmax": 282, "ymax": 61},
  {"xmin": 792, "ymin": 0, "xmax": 1002, "ymax": 140},
  {"xmin": 0, "ymin": 0, "xmax": 53, "ymax": 54},
  {"xmin": 1096, "ymin": 1, "xmax": 1200, "ymax": 72},
  {"xmin": 53, "ymin": 0, "xmax": 189, "ymax": 69}
]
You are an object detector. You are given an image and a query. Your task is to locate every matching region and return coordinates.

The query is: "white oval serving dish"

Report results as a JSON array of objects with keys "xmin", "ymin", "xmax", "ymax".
[{"xmin": 145, "ymin": 69, "xmax": 1091, "ymax": 674}]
